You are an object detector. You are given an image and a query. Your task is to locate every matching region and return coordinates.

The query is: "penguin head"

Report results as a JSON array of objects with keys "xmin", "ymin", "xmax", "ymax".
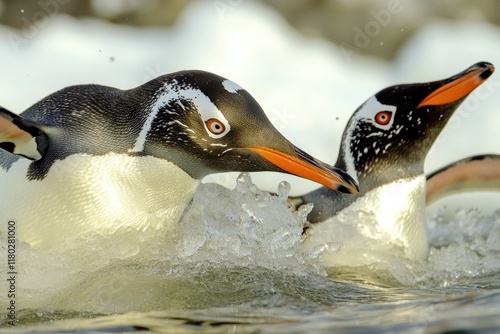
[
  {"xmin": 339, "ymin": 62, "xmax": 494, "ymax": 190},
  {"xmin": 0, "ymin": 70, "xmax": 358, "ymax": 194},
  {"xmin": 137, "ymin": 70, "xmax": 358, "ymax": 193}
]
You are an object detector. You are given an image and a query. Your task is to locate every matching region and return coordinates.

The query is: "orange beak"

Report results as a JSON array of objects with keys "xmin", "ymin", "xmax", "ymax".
[
  {"xmin": 418, "ymin": 62, "xmax": 494, "ymax": 108},
  {"xmin": 247, "ymin": 146, "xmax": 359, "ymax": 194}
]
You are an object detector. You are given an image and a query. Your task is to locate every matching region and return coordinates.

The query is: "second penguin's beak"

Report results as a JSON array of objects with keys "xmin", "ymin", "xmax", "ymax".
[
  {"xmin": 417, "ymin": 62, "xmax": 494, "ymax": 108},
  {"xmin": 247, "ymin": 146, "xmax": 359, "ymax": 194}
]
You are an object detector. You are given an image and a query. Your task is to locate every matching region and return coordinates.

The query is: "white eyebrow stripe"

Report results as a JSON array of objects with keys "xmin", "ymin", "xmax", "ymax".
[
  {"xmin": 175, "ymin": 87, "xmax": 231, "ymax": 139},
  {"xmin": 222, "ymin": 79, "xmax": 244, "ymax": 93},
  {"xmin": 129, "ymin": 84, "xmax": 231, "ymax": 152}
]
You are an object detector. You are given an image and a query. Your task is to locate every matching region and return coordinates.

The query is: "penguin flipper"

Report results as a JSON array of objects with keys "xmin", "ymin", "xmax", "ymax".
[
  {"xmin": 426, "ymin": 154, "xmax": 500, "ymax": 204},
  {"xmin": 0, "ymin": 106, "xmax": 48, "ymax": 160}
]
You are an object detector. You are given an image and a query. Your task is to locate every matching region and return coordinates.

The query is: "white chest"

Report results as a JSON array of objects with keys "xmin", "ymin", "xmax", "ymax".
[
  {"xmin": 305, "ymin": 175, "xmax": 429, "ymax": 264},
  {"xmin": 0, "ymin": 154, "xmax": 200, "ymax": 248}
]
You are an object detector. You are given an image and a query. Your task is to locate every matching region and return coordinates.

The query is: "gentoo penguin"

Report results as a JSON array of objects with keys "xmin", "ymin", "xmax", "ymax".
[
  {"xmin": 0, "ymin": 70, "xmax": 358, "ymax": 248},
  {"xmin": 300, "ymin": 62, "xmax": 494, "ymax": 262}
]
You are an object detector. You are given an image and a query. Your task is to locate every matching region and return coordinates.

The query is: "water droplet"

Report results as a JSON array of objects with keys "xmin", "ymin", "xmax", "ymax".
[
  {"xmin": 277, "ymin": 181, "xmax": 290, "ymax": 201},
  {"xmin": 20, "ymin": 9, "xmax": 24, "ymax": 13}
]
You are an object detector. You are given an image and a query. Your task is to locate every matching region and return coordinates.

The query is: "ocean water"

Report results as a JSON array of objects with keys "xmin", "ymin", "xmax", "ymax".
[{"xmin": 1, "ymin": 174, "xmax": 499, "ymax": 333}]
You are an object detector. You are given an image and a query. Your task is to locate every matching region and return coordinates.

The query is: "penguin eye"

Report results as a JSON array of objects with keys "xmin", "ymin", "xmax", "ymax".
[
  {"xmin": 375, "ymin": 111, "xmax": 392, "ymax": 125},
  {"xmin": 206, "ymin": 118, "xmax": 226, "ymax": 135}
]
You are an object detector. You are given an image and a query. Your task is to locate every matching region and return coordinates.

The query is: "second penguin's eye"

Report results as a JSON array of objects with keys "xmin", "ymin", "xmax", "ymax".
[
  {"xmin": 206, "ymin": 118, "xmax": 226, "ymax": 135},
  {"xmin": 375, "ymin": 111, "xmax": 392, "ymax": 125}
]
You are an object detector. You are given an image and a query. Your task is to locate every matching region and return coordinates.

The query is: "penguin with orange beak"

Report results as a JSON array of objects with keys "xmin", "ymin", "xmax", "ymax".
[
  {"xmin": 0, "ymin": 70, "xmax": 357, "ymax": 248},
  {"xmin": 300, "ymin": 62, "xmax": 494, "ymax": 262}
]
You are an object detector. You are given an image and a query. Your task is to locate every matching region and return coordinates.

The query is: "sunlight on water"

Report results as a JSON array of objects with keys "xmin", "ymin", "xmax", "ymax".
[
  {"xmin": 0, "ymin": 174, "xmax": 499, "ymax": 333},
  {"xmin": 0, "ymin": 0, "xmax": 499, "ymax": 331},
  {"xmin": 0, "ymin": 174, "xmax": 324, "ymax": 316}
]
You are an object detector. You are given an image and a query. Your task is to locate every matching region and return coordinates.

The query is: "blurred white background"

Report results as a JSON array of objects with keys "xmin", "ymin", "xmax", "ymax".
[{"xmin": 0, "ymin": 0, "xmax": 499, "ymax": 206}]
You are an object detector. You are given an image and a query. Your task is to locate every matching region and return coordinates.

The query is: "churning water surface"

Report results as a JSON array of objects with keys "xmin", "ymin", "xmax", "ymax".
[{"xmin": 0, "ymin": 173, "xmax": 499, "ymax": 333}]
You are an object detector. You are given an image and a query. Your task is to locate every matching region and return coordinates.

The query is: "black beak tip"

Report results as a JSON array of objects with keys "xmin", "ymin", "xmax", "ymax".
[
  {"xmin": 469, "ymin": 61, "xmax": 494, "ymax": 79},
  {"xmin": 480, "ymin": 62, "xmax": 495, "ymax": 79},
  {"xmin": 336, "ymin": 169, "xmax": 360, "ymax": 194},
  {"xmin": 338, "ymin": 184, "xmax": 358, "ymax": 194}
]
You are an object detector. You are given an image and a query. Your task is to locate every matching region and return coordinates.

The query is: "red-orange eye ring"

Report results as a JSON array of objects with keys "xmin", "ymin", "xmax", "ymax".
[
  {"xmin": 375, "ymin": 111, "xmax": 392, "ymax": 125},
  {"xmin": 206, "ymin": 118, "xmax": 226, "ymax": 135}
]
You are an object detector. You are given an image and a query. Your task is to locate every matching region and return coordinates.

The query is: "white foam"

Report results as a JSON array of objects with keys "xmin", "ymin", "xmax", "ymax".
[
  {"xmin": 0, "ymin": 174, "xmax": 321, "ymax": 314},
  {"xmin": 0, "ymin": 0, "xmax": 499, "ymax": 316},
  {"xmin": 0, "ymin": 171, "xmax": 498, "ymax": 314}
]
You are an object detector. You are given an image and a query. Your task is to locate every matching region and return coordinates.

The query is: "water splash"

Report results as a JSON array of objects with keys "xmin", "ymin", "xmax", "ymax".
[
  {"xmin": 0, "ymin": 173, "xmax": 324, "ymax": 315},
  {"xmin": 416, "ymin": 209, "xmax": 500, "ymax": 287},
  {"xmin": 306, "ymin": 204, "xmax": 500, "ymax": 287},
  {"xmin": 0, "ymin": 173, "xmax": 498, "ymax": 319},
  {"xmin": 171, "ymin": 173, "xmax": 320, "ymax": 273}
]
